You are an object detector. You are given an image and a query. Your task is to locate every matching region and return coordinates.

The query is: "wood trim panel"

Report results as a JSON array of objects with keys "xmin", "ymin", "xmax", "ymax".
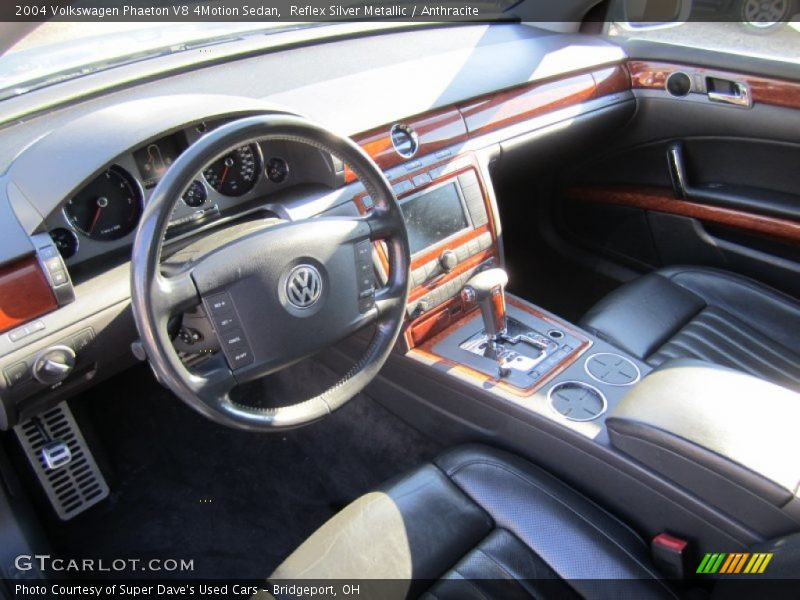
[
  {"xmin": 411, "ymin": 296, "xmax": 592, "ymax": 398},
  {"xmin": 565, "ymin": 184, "xmax": 800, "ymax": 246},
  {"xmin": 0, "ymin": 256, "xmax": 57, "ymax": 334},
  {"xmin": 457, "ymin": 65, "xmax": 630, "ymax": 138},
  {"xmin": 346, "ymin": 64, "xmax": 630, "ymax": 174},
  {"xmin": 345, "ymin": 108, "xmax": 467, "ymax": 182},
  {"xmin": 592, "ymin": 64, "xmax": 631, "ymax": 98},
  {"xmin": 458, "ymin": 72, "xmax": 597, "ymax": 137},
  {"xmin": 628, "ymin": 60, "xmax": 800, "ymax": 111}
]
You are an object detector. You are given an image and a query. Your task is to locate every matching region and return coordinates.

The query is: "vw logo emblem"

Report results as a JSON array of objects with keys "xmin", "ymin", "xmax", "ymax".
[{"xmin": 285, "ymin": 265, "xmax": 323, "ymax": 309}]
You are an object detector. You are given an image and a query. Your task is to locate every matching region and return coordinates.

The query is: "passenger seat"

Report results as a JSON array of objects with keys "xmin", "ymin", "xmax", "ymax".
[{"xmin": 580, "ymin": 266, "xmax": 800, "ymax": 391}]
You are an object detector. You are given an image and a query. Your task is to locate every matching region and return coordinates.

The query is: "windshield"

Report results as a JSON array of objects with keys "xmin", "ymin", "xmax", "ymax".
[{"xmin": 0, "ymin": 22, "xmax": 314, "ymax": 100}]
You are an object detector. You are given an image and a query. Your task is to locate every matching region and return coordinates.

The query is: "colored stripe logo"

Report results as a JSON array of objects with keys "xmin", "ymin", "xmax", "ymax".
[{"xmin": 697, "ymin": 552, "xmax": 773, "ymax": 574}]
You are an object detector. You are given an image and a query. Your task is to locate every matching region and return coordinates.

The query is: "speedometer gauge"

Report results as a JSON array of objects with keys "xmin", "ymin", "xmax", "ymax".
[
  {"xmin": 202, "ymin": 144, "xmax": 261, "ymax": 197},
  {"xmin": 64, "ymin": 166, "xmax": 143, "ymax": 241}
]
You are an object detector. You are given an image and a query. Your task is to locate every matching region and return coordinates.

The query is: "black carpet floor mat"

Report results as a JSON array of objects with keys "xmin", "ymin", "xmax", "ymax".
[{"xmin": 39, "ymin": 359, "xmax": 443, "ymax": 579}]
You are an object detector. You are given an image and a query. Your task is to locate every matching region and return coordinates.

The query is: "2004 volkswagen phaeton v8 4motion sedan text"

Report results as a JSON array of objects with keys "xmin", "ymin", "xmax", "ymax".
[{"xmin": 0, "ymin": 1, "xmax": 799, "ymax": 598}]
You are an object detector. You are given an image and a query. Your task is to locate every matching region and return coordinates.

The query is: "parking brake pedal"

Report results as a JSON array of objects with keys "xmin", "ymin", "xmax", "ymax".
[{"xmin": 14, "ymin": 403, "xmax": 109, "ymax": 520}]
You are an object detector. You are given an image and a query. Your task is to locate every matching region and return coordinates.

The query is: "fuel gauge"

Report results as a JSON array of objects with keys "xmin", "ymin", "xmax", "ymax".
[{"xmin": 183, "ymin": 180, "xmax": 208, "ymax": 208}]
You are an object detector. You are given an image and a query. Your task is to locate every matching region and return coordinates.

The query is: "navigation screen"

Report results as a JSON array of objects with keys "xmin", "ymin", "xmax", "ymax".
[
  {"xmin": 133, "ymin": 133, "xmax": 185, "ymax": 188},
  {"xmin": 401, "ymin": 182, "xmax": 469, "ymax": 255}
]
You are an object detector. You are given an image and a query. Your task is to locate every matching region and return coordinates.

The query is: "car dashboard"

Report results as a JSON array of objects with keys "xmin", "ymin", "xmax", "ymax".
[{"xmin": 0, "ymin": 23, "xmax": 634, "ymax": 429}]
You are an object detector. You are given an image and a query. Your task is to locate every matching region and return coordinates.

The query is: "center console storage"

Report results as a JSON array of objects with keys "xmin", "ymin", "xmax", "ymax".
[{"xmin": 607, "ymin": 359, "xmax": 800, "ymax": 530}]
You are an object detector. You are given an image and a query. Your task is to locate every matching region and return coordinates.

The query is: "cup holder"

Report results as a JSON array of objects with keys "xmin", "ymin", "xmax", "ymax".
[
  {"xmin": 547, "ymin": 381, "xmax": 607, "ymax": 422},
  {"xmin": 584, "ymin": 353, "xmax": 641, "ymax": 386}
]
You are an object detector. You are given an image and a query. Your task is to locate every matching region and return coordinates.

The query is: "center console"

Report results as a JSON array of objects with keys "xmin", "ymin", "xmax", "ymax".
[
  {"xmin": 355, "ymin": 151, "xmax": 501, "ymax": 347},
  {"xmin": 351, "ymin": 147, "xmax": 648, "ymax": 436}
]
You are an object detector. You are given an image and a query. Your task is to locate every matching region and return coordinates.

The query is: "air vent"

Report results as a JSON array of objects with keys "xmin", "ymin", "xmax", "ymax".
[
  {"xmin": 390, "ymin": 123, "xmax": 419, "ymax": 159},
  {"xmin": 14, "ymin": 403, "xmax": 109, "ymax": 520}
]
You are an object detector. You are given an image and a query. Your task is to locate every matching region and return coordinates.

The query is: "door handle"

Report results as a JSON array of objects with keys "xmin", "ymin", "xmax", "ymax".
[{"xmin": 706, "ymin": 77, "xmax": 751, "ymax": 108}]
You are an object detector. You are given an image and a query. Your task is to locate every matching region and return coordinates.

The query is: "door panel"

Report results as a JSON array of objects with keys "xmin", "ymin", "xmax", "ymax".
[{"xmin": 557, "ymin": 51, "xmax": 800, "ymax": 297}]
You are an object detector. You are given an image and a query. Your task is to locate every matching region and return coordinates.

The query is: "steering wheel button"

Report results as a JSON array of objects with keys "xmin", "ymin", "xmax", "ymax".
[
  {"xmin": 229, "ymin": 348, "xmax": 254, "ymax": 369},
  {"xmin": 215, "ymin": 314, "xmax": 239, "ymax": 332},
  {"xmin": 222, "ymin": 330, "xmax": 245, "ymax": 346},
  {"xmin": 206, "ymin": 293, "xmax": 234, "ymax": 315}
]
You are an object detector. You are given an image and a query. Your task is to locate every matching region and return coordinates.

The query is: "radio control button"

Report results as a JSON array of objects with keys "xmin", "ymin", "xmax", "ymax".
[
  {"xmin": 411, "ymin": 268, "xmax": 425, "ymax": 287},
  {"xmin": 428, "ymin": 166, "xmax": 448, "ymax": 180},
  {"xmin": 412, "ymin": 173, "xmax": 432, "ymax": 187},
  {"xmin": 392, "ymin": 180, "xmax": 413, "ymax": 195}
]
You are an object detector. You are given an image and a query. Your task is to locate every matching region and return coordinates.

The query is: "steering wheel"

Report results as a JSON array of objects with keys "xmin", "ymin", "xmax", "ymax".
[{"xmin": 130, "ymin": 114, "xmax": 410, "ymax": 431}]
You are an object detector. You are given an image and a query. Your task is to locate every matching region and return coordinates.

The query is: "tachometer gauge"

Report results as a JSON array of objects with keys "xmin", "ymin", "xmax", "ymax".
[
  {"xmin": 50, "ymin": 228, "xmax": 79, "ymax": 259},
  {"xmin": 64, "ymin": 166, "xmax": 143, "ymax": 241},
  {"xmin": 202, "ymin": 144, "xmax": 261, "ymax": 197}
]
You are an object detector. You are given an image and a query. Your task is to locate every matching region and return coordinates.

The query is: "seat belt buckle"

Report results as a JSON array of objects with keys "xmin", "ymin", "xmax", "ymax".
[{"xmin": 652, "ymin": 533, "xmax": 690, "ymax": 579}]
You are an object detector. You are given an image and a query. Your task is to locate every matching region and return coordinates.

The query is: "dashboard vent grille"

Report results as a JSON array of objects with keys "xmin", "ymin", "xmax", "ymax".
[
  {"xmin": 14, "ymin": 403, "xmax": 109, "ymax": 520},
  {"xmin": 390, "ymin": 123, "xmax": 419, "ymax": 159}
]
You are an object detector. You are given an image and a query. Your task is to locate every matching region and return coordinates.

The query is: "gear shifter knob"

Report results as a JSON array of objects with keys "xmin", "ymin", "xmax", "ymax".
[{"xmin": 462, "ymin": 268, "xmax": 508, "ymax": 340}]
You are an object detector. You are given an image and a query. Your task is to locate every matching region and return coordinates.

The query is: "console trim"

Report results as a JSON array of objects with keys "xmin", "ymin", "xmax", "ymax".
[{"xmin": 410, "ymin": 295, "xmax": 592, "ymax": 398}]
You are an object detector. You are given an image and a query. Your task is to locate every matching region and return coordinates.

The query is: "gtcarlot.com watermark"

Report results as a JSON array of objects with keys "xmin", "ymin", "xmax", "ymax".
[{"xmin": 14, "ymin": 554, "xmax": 195, "ymax": 573}]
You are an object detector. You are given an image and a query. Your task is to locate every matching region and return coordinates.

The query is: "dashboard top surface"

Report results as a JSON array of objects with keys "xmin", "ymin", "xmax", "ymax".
[
  {"xmin": 0, "ymin": 24, "xmax": 623, "ymax": 170},
  {"xmin": 0, "ymin": 23, "xmax": 625, "ymax": 269}
]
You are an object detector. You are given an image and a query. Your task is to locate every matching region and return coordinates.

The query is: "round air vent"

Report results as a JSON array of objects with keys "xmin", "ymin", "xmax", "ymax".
[
  {"xmin": 584, "ymin": 353, "xmax": 641, "ymax": 386},
  {"xmin": 548, "ymin": 381, "xmax": 607, "ymax": 422},
  {"xmin": 390, "ymin": 123, "xmax": 419, "ymax": 159}
]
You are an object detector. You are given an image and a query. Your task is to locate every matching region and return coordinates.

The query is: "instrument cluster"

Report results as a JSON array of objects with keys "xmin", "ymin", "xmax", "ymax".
[{"xmin": 45, "ymin": 121, "xmax": 294, "ymax": 266}]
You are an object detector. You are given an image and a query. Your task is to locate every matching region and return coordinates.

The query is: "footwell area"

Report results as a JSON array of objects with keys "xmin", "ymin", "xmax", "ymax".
[{"xmin": 39, "ymin": 360, "xmax": 442, "ymax": 579}]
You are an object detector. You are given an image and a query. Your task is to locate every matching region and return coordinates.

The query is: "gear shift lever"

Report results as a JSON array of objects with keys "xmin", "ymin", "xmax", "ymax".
[{"xmin": 461, "ymin": 268, "xmax": 508, "ymax": 357}]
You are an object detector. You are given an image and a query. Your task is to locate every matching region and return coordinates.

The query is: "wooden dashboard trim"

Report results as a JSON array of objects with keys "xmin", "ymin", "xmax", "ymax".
[
  {"xmin": 347, "ymin": 64, "xmax": 631, "ymax": 176},
  {"xmin": 353, "ymin": 153, "xmax": 502, "ymax": 348},
  {"xmin": 457, "ymin": 64, "xmax": 629, "ymax": 138},
  {"xmin": 564, "ymin": 184, "xmax": 800, "ymax": 246},
  {"xmin": 458, "ymin": 72, "xmax": 597, "ymax": 137},
  {"xmin": 628, "ymin": 60, "xmax": 800, "ymax": 111},
  {"xmin": 0, "ymin": 256, "xmax": 57, "ymax": 335},
  {"xmin": 345, "ymin": 107, "xmax": 467, "ymax": 182},
  {"xmin": 410, "ymin": 295, "xmax": 592, "ymax": 398}
]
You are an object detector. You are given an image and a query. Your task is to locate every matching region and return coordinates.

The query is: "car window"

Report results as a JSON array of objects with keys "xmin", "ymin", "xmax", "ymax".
[{"xmin": 606, "ymin": 0, "xmax": 800, "ymax": 64}]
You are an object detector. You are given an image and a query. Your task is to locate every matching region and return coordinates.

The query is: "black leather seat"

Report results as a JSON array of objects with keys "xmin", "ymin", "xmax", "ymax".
[
  {"xmin": 269, "ymin": 445, "xmax": 677, "ymax": 599},
  {"xmin": 580, "ymin": 266, "xmax": 800, "ymax": 391},
  {"xmin": 268, "ymin": 445, "xmax": 798, "ymax": 599}
]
